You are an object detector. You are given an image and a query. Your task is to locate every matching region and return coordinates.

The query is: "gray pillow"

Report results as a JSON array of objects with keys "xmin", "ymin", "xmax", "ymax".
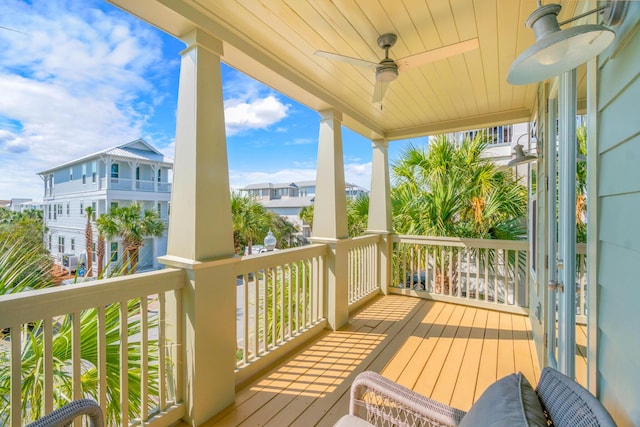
[{"xmin": 459, "ymin": 372, "xmax": 547, "ymax": 427}]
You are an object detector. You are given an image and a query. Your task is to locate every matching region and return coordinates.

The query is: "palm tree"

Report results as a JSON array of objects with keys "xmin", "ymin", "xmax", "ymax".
[
  {"xmin": 297, "ymin": 197, "xmax": 370, "ymax": 238},
  {"xmin": 391, "ymin": 134, "xmax": 528, "ymax": 293},
  {"xmin": 0, "ymin": 216, "xmax": 161, "ymax": 425},
  {"xmin": 0, "ymin": 299, "xmax": 160, "ymax": 425},
  {"xmin": 0, "ymin": 210, "xmax": 52, "ymax": 290},
  {"xmin": 84, "ymin": 206, "xmax": 95, "ymax": 277},
  {"xmin": 392, "ymin": 134, "xmax": 527, "ymax": 239},
  {"xmin": 97, "ymin": 229, "xmax": 106, "ymax": 278},
  {"xmin": 299, "ymin": 205, "xmax": 314, "ymax": 232},
  {"xmin": 347, "ymin": 194, "xmax": 370, "ymax": 237},
  {"xmin": 95, "ymin": 204, "xmax": 165, "ymax": 274},
  {"xmin": 231, "ymin": 193, "xmax": 271, "ymax": 255},
  {"xmin": 268, "ymin": 212, "xmax": 300, "ymax": 248},
  {"xmin": 0, "ymin": 238, "xmax": 52, "ymax": 295}
]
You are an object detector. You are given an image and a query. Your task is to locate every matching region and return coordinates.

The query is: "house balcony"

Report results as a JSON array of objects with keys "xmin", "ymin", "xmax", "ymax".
[
  {"xmin": 98, "ymin": 177, "xmax": 172, "ymax": 192},
  {"xmin": 0, "ymin": 234, "xmax": 587, "ymax": 426}
]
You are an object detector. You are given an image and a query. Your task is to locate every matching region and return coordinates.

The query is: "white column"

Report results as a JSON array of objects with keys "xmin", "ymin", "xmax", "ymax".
[
  {"xmin": 367, "ymin": 139, "xmax": 392, "ymax": 232},
  {"xmin": 367, "ymin": 138, "xmax": 393, "ymax": 294},
  {"xmin": 557, "ymin": 69, "xmax": 577, "ymax": 378},
  {"xmin": 152, "ymin": 165, "xmax": 158, "ymax": 192},
  {"xmin": 312, "ymin": 109, "xmax": 348, "ymax": 330},
  {"xmin": 103, "ymin": 159, "xmax": 111, "ymax": 190},
  {"xmin": 129, "ymin": 161, "xmax": 138, "ymax": 190},
  {"xmin": 158, "ymin": 29, "xmax": 237, "ymax": 426},
  {"xmin": 313, "ymin": 110, "xmax": 348, "ymax": 239}
]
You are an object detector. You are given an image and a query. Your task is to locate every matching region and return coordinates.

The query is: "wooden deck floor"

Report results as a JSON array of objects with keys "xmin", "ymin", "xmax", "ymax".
[{"xmin": 205, "ymin": 295, "xmax": 544, "ymax": 426}]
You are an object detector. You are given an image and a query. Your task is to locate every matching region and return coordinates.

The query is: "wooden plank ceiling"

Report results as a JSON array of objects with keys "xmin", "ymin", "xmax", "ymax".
[{"xmin": 111, "ymin": 0, "xmax": 584, "ymax": 140}]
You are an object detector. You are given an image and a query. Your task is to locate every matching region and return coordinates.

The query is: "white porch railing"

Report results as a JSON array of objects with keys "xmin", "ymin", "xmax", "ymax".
[
  {"xmin": 136, "ymin": 179, "xmax": 155, "ymax": 191},
  {"xmin": 157, "ymin": 182, "xmax": 172, "ymax": 192},
  {"xmin": 345, "ymin": 234, "xmax": 380, "ymax": 306},
  {"xmin": 0, "ymin": 234, "xmax": 543, "ymax": 424},
  {"xmin": 234, "ymin": 244, "xmax": 327, "ymax": 377},
  {"xmin": 391, "ymin": 235, "xmax": 529, "ymax": 314},
  {"xmin": 0, "ymin": 269, "xmax": 185, "ymax": 427},
  {"xmin": 109, "ymin": 177, "xmax": 133, "ymax": 190}
]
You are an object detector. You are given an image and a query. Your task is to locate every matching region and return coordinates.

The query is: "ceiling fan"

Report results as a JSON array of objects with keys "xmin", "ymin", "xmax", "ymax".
[{"xmin": 315, "ymin": 33, "xmax": 479, "ymax": 104}]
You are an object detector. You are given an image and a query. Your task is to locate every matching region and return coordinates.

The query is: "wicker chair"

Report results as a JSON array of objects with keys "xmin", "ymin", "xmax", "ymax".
[
  {"xmin": 338, "ymin": 367, "xmax": 616, "ymax": 427},
  {"xmin": 26, "ymin": 399, "xmax": 104, "ymax": 427}
]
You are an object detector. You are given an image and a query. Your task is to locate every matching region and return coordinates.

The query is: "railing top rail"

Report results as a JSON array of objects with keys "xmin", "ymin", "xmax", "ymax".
[
  {"xmin": 236, "ymin": 243, "xmax": 328, "ymax": 273},
  {"xmin": 0, "ymin": 268, "xmax": 185, "ymax": 327},
  {"xmin": 339, "ymin": 234, "xmax": 380, "ymax": 251},
  {"xmin": 393, "ymin": 234, "xmax": 528, "ymax": 250}
]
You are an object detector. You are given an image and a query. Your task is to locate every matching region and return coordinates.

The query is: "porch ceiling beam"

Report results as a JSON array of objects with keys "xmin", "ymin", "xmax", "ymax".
[{"xmin": 384, "ymin": 108, "xmax": 532, "ymax": 140}]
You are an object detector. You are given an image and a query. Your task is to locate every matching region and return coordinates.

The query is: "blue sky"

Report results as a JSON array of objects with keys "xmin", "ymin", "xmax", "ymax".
[{"xmin": 0, "ymin": 0, "xmax": 422, "ymax": 200}]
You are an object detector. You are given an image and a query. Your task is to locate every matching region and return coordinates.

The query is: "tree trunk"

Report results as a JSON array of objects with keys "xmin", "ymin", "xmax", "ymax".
[
  {"xmin": 129, "ymin": 246, "xmax": 140, "ymax": 274},
  {"xmin": 97, "ymin": 234, "xmax": 105, "ymax": 277},
  {"xmin": 85, "ymin": 221, "xmax": 93, "ymax": 277},
  {"xmin": 434, "ymin": 270, "xmax": 450, "ymax": 295}
]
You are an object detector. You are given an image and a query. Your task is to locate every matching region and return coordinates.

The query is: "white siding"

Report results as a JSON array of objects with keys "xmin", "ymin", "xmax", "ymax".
[{"xmin": 596, "ymin": 11, "xmax": 640, "ymax": 426}]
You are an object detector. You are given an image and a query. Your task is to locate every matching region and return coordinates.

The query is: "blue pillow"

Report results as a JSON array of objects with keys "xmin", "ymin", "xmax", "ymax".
[{"xmin": 459, "ymin": 372, "xmax": 547, "ymax": 427}]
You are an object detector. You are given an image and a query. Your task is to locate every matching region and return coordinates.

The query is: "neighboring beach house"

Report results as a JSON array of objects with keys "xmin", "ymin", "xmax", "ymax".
[
  {"xmin": 38, "ymin": 139, "xmax": 172, "ymax": 273},
  {"xmin": 240, "ymin": 180, "xmax": 368, "ymax": 238}
]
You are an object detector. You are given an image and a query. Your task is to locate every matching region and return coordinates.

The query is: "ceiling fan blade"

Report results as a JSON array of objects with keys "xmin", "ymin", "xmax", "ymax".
[
  {"xmin": 314, "ymin": 50, "xmax": 378, "ymax": 69},
  {"xmin": 397, "ymin": 38, "xmax": 479, "ymax": 71},
  {"xmin": 372, "ymin": 80, "xmax": 389, "ymax": 103}
]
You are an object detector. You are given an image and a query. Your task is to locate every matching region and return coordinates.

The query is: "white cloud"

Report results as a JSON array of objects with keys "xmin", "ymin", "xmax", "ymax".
[
  {"xmin": 224, "ymin": 95, "xmax": 289, "ymax": 136},
  {"xmin": 344, "ymin": 161, "xmax": 372, "ymax": 190},
  {"xmin": 0, "ymin": 1, "xmax": 168, "ymax": 199},
  {"xmin": 285, "ymin": 138, "xmax": 314, "ymax": 146}
]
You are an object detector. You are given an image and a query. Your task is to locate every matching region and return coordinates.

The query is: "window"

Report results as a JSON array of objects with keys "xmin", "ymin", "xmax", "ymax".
[
  {"xmin": 48, "ymin": 204, "xmax": 51, "ymax": 219},
  {"xmin": 58, "ymin": 204, "xmax": 62, "ymax": 215},
  {"xmin": 58, "ymin": 236, "xmax": 65, "ymax": 253},
  {"xmin": 110, "ymin": 202, "xmax": 118, "ymax": 211},
  {"xmin": 70, "ymin": 238, "xmax": 75, "ymax": 251},
  {"xmin": 53, "ymin": 206, "xmax": 57, "ymax": 220},
  {"xmin": 110, "ymin": 242, "xmax": 118, "ymax": 261},
  {"xmin": 92, "ymin": 162, "xmax": 97, "ymax": 183},
  {"xmin": 66, "ymin": 202, "xmax": 70, "ymax": 215},
  {"xmin": 157, "ymin": 202, "xmax": 161, "ymax": 215},
  {"xmin": 69, "ymin": 167, "xmax": 73, "ymax": 181},
  {"xmin": 82, "ymin": 164, "xmax": 86, "ymax": 184},
  {"xmin": 111, "ymin": 163, "xmax": 119, "ymax": 178},
  {"xmin": 136, "ymin": 166, "xmax": 140, "ymax": 181},
  {"xmin": 92, "ymin": 243, "xmax": 97, "ymax": 263},
  {"xmin": 92, "ymin": 201, "xmax": 96, "ymax": 211},
  {"xmin": 157, "ymin": 169, "xmax": 162, "ymax": 182},
  {"xmin": 80, "ymin": 202, "xmax": 83, "ymax": 215},
  {"xmin": 48, "ymin": 235, "xmax": 52, "ymax": 250}
]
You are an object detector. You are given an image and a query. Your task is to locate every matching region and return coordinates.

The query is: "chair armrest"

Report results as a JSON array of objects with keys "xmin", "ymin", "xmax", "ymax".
[
  {"xmin": 26, "ymin": 399, "xmax": 104, "ymax": 427},
  {"xmin": 350, "ymin": 371, "xmax": 467, "ymax": 427}
]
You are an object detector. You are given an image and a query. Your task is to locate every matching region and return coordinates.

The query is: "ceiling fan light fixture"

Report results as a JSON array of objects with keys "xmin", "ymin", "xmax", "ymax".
[
  {"xmin": 508, "ymin": 3, "xmax": 616, "ymax": 85},
  {"xmin": 376, "ymin": 62, "xmax": 399, "ymax": 82}
]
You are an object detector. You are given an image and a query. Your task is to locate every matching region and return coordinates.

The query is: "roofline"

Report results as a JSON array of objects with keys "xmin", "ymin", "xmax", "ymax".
[{"xmin": 37, "ymin": 138, "xmax": 173, "ymax": 175}]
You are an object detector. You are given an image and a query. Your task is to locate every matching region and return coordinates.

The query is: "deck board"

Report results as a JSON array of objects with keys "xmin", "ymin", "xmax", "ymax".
[
  {"xmin": 449, "ymin": 308, "xmax": 487, "ymax": 409},
  {"xmin": 203, "ymin": 295, "xmax": 587, "ymax": 426}
]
